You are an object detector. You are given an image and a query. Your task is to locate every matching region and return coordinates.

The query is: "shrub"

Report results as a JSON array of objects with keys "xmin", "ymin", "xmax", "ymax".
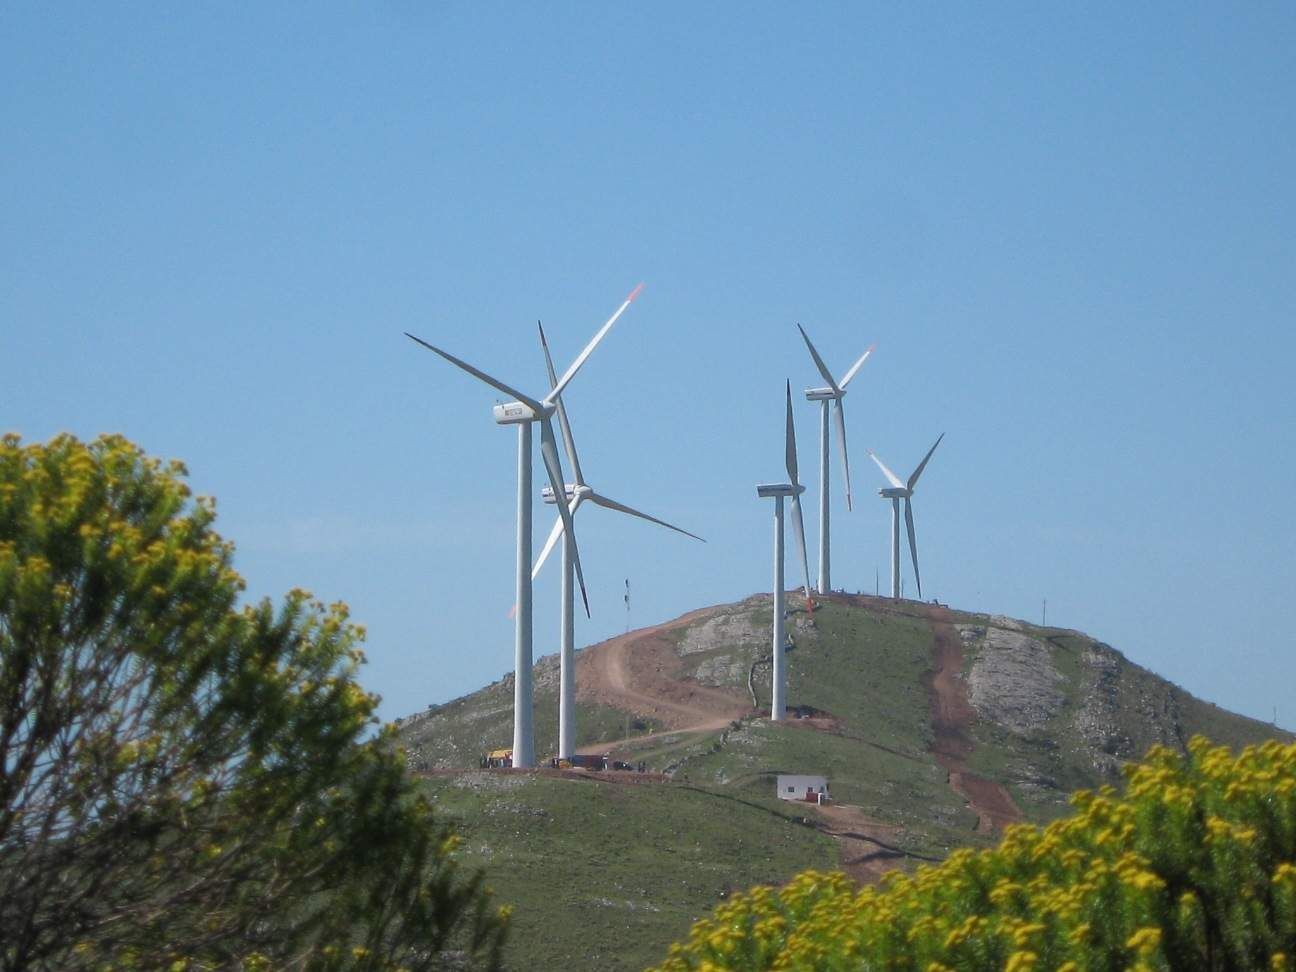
[
  {"xmin": 0, "ymin": 433, "xmax": 507, "ymax": 970},
  {"xmin": 653, "ymin": 737, "xmax": 1296, "ymax": 971}
]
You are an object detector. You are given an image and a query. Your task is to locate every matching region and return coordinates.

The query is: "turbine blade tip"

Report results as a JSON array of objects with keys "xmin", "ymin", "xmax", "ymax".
[{"xmin": 627, "ymin": 283, "xmax": 645, "ymax": 303}]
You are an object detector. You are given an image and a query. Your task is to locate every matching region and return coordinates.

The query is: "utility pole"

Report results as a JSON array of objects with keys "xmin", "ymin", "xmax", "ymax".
[{"xmin": 624, "ymin": 578, "xmax": 630, "ymax": 634}]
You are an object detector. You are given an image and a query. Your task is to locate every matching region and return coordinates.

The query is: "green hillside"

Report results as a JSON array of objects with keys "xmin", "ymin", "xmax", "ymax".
[
  {"xmin": 399, "ymin": 594, "xmax": 1289, "ymax": 970},
  {"xmin": 422, "ymin": 772, "xmax": 835, "ymax": 972}
]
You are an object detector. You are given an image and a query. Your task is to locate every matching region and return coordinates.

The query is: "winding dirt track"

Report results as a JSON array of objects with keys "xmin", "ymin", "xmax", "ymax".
[{"xmin": 573, "ymin": 605, "xmax": 751, "ymax": 755}]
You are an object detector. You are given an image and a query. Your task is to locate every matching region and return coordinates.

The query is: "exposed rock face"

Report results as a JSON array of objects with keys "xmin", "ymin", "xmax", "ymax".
[
  {"xmin": 679, "ymin": 605, "xmax": 767, "ymax": 689},
  {"xmin": 1074, "ymin": 641, "xmax": 1184, "ymax": 779},
  {"xmin": 1074, "ymin": 643, "xmax": 1128, "ymax": 776},
  {"xmin": 678, "ymin": 610, "xmax": 765, "ymax": 657},
  {"xmin": 962, "ymin": 626, "xmax": 1066, "ymax": 736}
]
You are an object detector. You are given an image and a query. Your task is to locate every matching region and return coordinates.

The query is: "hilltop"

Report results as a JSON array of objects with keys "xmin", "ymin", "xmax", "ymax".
[{"xmin": 397, "ymin": 594, "xmax": 1287, "ymax": 971}]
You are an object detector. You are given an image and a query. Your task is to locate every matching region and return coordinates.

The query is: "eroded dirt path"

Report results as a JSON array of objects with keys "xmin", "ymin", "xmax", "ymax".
[
  {"xmin": 574, "ymin": 605, "xmax": 751, "ymax": 750},
  {"xmin": 811, "ymin": 803, "xmax": 925, "ymax": 884},
  {"xmin": 921, "ymin": 604, "xmax": 1022, "ymax": 833}
]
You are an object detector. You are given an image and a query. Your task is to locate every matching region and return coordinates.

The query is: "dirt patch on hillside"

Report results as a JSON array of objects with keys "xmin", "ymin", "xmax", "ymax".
[
  {"xmin": 812, "ymin": 803, "xmax": 914, "ymax": 885},
  {"xmin": 576, "ymin": 605, "xmax": 753, "ymax": 733},
  {"xmin": 921, "ymin": 605, "xmax": 1022, "ymax": 833}
]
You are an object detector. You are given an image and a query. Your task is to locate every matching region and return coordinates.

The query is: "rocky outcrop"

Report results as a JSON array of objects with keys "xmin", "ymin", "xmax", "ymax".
[{"xmin": 961, "ymin": 626, "xmax": 1065, "ymax": 736}]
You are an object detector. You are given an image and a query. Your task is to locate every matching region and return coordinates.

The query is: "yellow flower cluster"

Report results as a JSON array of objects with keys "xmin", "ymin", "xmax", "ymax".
[{"xmin": 654, "ymin": 737, "xmax": 1296, "ymax": 971}]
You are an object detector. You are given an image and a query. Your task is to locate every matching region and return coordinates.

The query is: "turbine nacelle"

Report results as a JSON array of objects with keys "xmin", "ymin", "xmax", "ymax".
[
  {"xmin": 803, "ymin": 387, "xmax": 842, "ymax": 402},
  {"xmin": 757, "ymin": 482, "xmax": 805, "ymax": 498},
  {"xmin": 879, "ymin": 486, "xmax": 911, "ymax": 499},
  {"xmin": 492, "ymin": 401, "xmax": 553, "ymax": 425}
]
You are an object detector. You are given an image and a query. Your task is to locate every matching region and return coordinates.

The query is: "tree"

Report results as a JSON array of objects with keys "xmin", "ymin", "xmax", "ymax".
[{"xmin": 0, "ymin": 433, "xmax": 507, "ymax": 970}]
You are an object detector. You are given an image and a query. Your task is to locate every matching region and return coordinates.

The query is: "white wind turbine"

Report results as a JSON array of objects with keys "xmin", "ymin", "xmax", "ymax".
[
  {"xmin": 405, "ymin": 284, "xmax": 642, "ymax": 768},
  {"xmin": 756, "ymin": 382, "xmax": 815, "ymax": 721},
  {"xmin": 868, "ymin": 433, "xmax": 944, "ymax": 601},
  {"xmin": 531, "ymin": 323, "xmax": 705, "ymax": 761},
  {"xmin": 796, "ymin": 324, "xmax": 874, "ymax": 595}
]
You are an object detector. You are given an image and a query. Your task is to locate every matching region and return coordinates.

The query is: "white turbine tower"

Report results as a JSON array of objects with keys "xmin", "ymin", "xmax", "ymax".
[
  {"xmin": 532, "ymin": 323, "xmax": 705, "ymax": 761},
  {"xmin": 796, "ymin": 324, "xmax": 874, "ymax": 595},
  {"xmin": 756, "ymin": 382, "xmax": 815, "ymax": 721},
  {"xmin": 869, "ymin": 433, "xmax": 944, "ymax": 601},
  {"xmin": 405, "ymin": 284, "xmax": 642, "ymax": 768}
]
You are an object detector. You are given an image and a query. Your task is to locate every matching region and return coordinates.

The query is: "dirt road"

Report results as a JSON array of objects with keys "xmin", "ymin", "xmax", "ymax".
[
  {"xmin": 574, "ymin": 605, "xmax": 752, "ymax": 743},
  {"xmin": 811, "ymin": 803, "xmax": 925, "ymax": 884}
]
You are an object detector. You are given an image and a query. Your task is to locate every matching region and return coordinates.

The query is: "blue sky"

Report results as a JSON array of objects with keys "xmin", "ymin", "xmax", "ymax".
[{"xmin": 4, "ymin": 4, "xmax": 1294, "ymax": 730}]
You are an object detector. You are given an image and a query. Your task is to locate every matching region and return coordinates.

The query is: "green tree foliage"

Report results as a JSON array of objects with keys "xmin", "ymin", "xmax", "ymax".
[
  {"xmin": 0, "ymin": 433, "xmax": 507, "ymax": 970},
  {"xmin": 654, "ymin": 738, "xmax": 1296, "ymax": 971}
]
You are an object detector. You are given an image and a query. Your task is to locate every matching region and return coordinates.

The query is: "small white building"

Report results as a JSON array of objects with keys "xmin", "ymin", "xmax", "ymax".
[{"xmin": 776, "ymin": 774, "xmax": 829, "ymax": 804}]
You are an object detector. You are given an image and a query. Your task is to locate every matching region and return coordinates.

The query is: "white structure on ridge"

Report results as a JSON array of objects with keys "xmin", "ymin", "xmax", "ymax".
[
  {"xmin": 796, "ymin": 324, "xmax": 874, "ymax": 595},
  {"xmin": 756, "ymin": 382, "xmax": 815, "ymax": 721},
  {"xmin": 404, "ymin": 284, "xmax": 642, "ymax": 767},
  {"xmin": 869, "ymin": 434, "xmax": 944, "ymax": 601},
  {"xmin": 532, "ymin": 322, "xmax": 704, "ymax": 761},
  {"xmin": 776, "ymin": 774, "xmax": 830, "ymax": 803}
]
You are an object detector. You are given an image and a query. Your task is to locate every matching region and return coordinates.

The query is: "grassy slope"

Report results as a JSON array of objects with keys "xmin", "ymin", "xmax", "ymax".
[{"xmin": 422, "ymin": 773, "xmax": 836, "ymax": 972}]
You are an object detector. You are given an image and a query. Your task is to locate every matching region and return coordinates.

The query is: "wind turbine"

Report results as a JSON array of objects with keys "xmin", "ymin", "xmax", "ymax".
[
  {"xmin": 755, "ymin": 382, "xmax": 814, "ymax": 721},
  {"xmin": 404, "ymin": 284, "xmax": 642, "ymax": 768},
  {"xmin": 532, "ymin": 323, "xmax": 704, "ymax": 761},
  {"xmin": 868, "ymin": 433, "xmax": 944, "ymax": 601},
  {"xmin": 796, "ymin": 324, "xmax": 874, "ymax": 595}
]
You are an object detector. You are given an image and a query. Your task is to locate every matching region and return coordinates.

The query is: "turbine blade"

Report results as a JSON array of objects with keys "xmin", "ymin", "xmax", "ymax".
[
  {"xmin": 543, "ymin": 284, "xmax": 643, "ymax": 406},
  {"xmin": 784, "ymin": 380, "xmax": 799, "ymax": 486},
  {"xmin": 587, "ymin": 492, "xmax": 706, "ymax": 542},
  {"xmin": 539, "ymin": 321, "xmax": 585, "ymax": 486},
  {"xmin": 869, "ymin": 451, "xmax": 905, "ymax": 490},
  {"xmin": 838, "ymin": 344, "xmax": 875, "ymax": 389},
  {"xmin": 789, "ymin": 492, "xmax": 815, "ymax": 606},
  {"xmin": 905, "ymin": 497, "xmax": 922, "ymax": 599},
  {"xmin": 907, "ymin": 432, "xmax": 945, "ymax": 491},
  {"xmin": 796, "ymin": 323, "xmax": 839, "ymax": 393},
  {"xmin": 404, "ymin": 333, "xmax": 542, "ymax": 411},
  {"xmin": 833, "ymin": 398, "xmax": 852, "ymax": 512},
  {"xmin": 538, "ymin": 418, "xmax": 590, "ymax": 617},
  {"xmin": 531, "ymin": 511, "xmax": 566, "ymax": 581}
]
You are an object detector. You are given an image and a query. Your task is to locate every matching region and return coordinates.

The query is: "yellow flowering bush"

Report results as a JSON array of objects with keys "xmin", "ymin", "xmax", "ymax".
[{"xmin": 654, "ymin": 738, "xmax": 1296, "ymax": 970}]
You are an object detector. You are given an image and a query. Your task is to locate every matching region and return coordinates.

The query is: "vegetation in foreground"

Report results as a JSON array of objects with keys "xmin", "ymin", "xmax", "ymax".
[
  {"xmin": 654, "ymin": 737, "xmax": 1296, "ymax": 971},
  {"xmin": 0, "ymin": 434, "xmax": 505, "ymax": 970}
]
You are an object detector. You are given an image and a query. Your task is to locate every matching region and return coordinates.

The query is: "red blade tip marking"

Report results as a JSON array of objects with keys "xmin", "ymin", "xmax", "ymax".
[{"xmin": 626, "ymin": 283, "xmax": 645, "ymax": 303}]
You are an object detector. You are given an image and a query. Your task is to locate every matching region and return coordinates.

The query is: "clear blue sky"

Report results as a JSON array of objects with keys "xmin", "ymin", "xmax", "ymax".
[{"xmin": 4, "ymin": 5, "xmax": 1294, "ymax": 729}]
